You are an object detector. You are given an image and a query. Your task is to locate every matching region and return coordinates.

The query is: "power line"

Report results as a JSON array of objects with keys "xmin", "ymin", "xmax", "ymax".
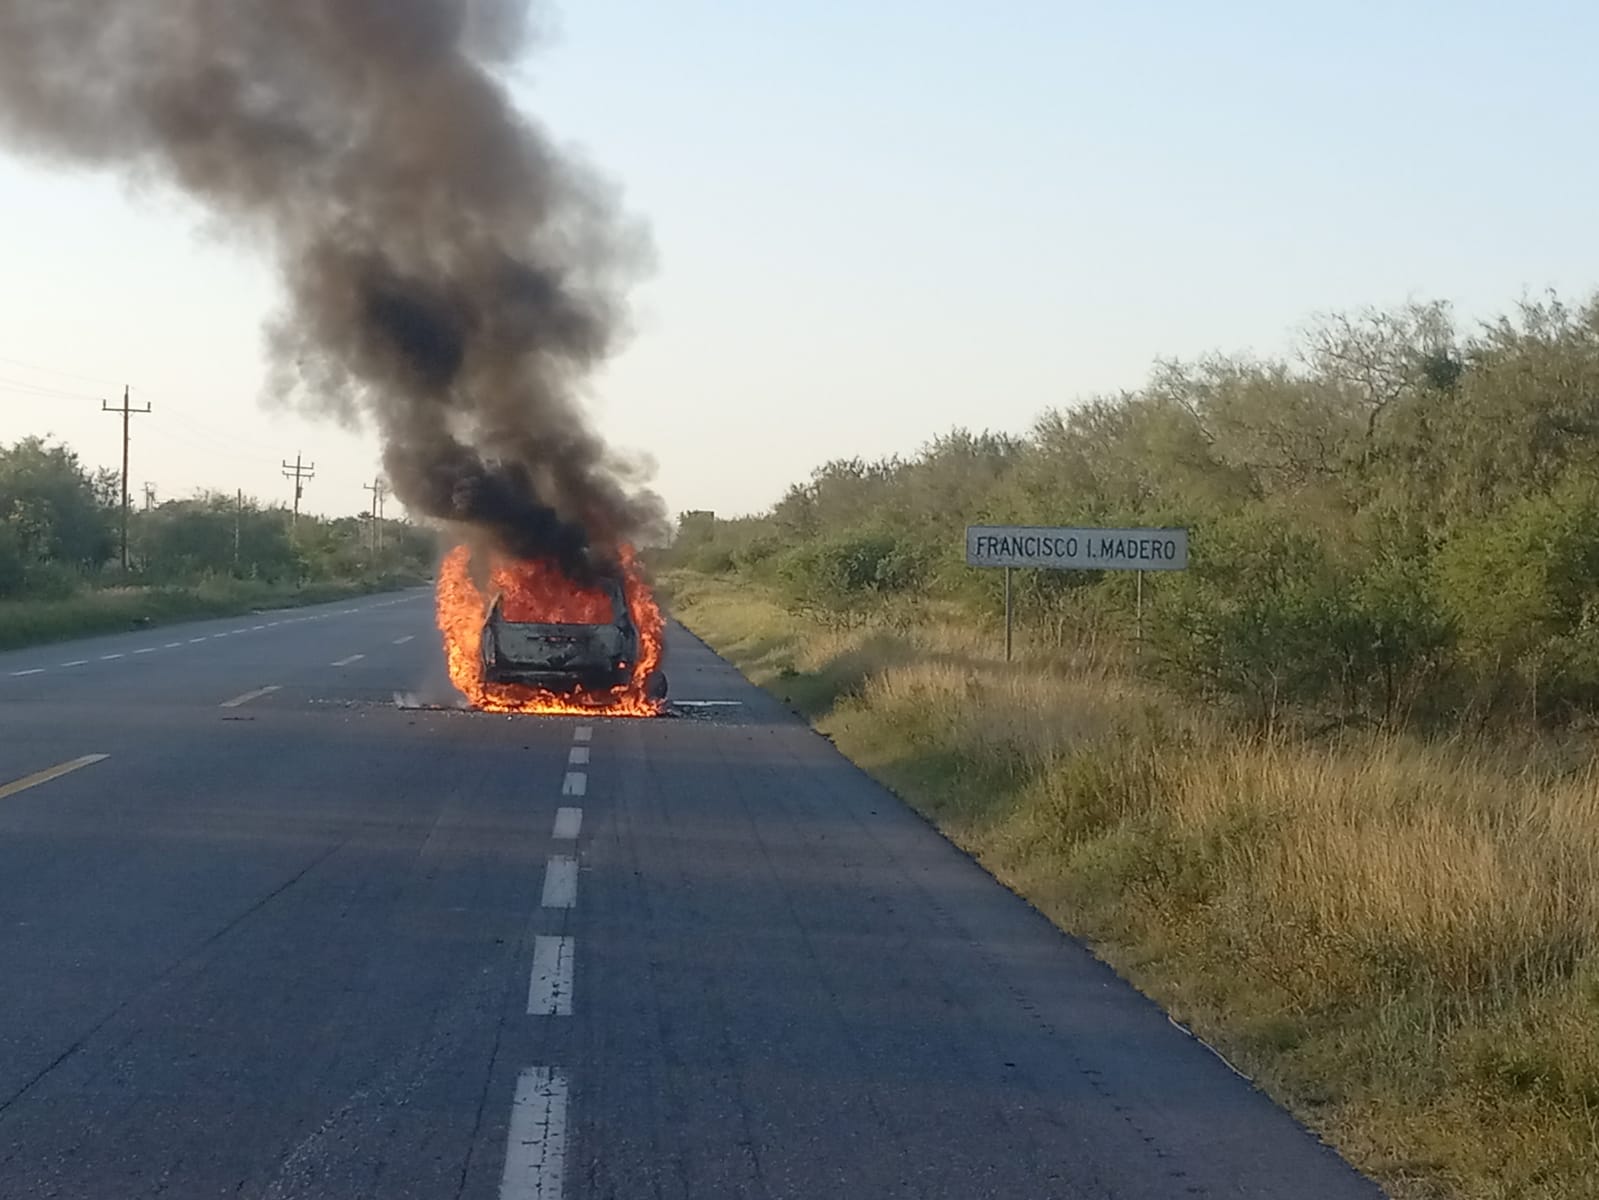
[
  {"xmin": 0, "ymin": 352, "xmax": 128, "ymax": 389},
  {"xmin": 0, "ymin": 376, "xmax": 105, "ymax": 402},
  {"xmin": 141, "ymin": 422, "xmax": 265, "ymax": 466},
  {"xmin": 151, "ymin": 403, "xmax": 339, "ymax": 465}
]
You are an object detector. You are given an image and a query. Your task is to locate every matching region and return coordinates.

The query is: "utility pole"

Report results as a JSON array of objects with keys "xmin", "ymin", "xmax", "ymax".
[
  {"xmin": 281, "ymin": 454, "xmax": 316, "ymax": 529},
  {"xmin": 102, "ymin": 386, "xmax": 151, "ymax": 572},
  {"xmin": 234, "ymin": 489, "xmax": 243, "ymax": 572},
  {"xmin": 363, "ymin": 476, "xmax": 387, "ymax": 557}
]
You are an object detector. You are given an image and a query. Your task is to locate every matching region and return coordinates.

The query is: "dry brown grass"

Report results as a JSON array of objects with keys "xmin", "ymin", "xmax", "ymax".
[{"xmin": 666, "ymin": 570, "xmax": 1599, "ymax": 1200}]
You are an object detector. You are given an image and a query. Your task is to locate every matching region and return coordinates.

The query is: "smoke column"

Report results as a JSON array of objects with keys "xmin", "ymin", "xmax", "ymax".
[{"xmin": 0, "ymin": 0, "xmax": 663, "ymax": 578}]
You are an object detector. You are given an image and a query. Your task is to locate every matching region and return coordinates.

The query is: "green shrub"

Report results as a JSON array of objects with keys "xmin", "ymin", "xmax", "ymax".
[
  {"xmin": 1436, "ymin": 479, "xmax": 1599, "ymax": 717},
  {"xmin": 774, "ymin": 527, "xmax": 929, "ymax": 620},
  {"xmin": 0, "ymin": 522, "xmax": 24, "ymax": 598}
]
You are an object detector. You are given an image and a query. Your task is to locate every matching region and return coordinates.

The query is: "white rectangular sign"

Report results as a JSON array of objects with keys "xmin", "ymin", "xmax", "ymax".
[{"xmin": 966, "ymin": 525, "xmax": 1188, "ymax": 571}]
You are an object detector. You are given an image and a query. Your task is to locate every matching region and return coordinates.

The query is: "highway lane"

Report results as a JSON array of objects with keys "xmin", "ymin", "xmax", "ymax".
[
  {"xmin": 1, "ymin": 591, "xmax": 565, "ymax": 1196},
  {"xmin": 0, "ymin": 594, "xmax": 1386, "ymax": 1198}
]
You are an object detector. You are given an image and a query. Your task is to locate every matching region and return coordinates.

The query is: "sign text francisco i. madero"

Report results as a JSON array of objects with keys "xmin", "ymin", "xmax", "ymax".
[{"xmin": 965, "ymin": 525, "xmax": 1189, "ymax": 572}]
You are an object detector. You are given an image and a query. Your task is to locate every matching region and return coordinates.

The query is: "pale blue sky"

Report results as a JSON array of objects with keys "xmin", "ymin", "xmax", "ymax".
[{"xmin": 0, "ymin": 1, "xmax": 1593, "ymax": 519}]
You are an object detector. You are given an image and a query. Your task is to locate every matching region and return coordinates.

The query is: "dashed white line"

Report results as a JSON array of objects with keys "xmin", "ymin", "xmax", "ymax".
[
  {"xmin": 190, "ymin": 638, "xmax": 208, "ymax": 645},
  {"xmin": 552, "ymin": 807, "xmax": 582, "ymax": 840},
  {"xmin": 527, "ymin": 936, "xmax": 575, "ymax": 1016},
  {"xmin": 541, "ymin": 857, "xmax": 578, "ymax": 909},
  {"xmin": 9, "ymin": 669, "xmax": 45, "ymax": 678},
  {"xmin": 220, "ymin": 685, "xmax": 281, "ymax": 709},
  {"xmin": 561, "ymin": 772, "xmax": 586, "ymax": 798},
  {"xmin": 331, "ymin": 654, "xmax": 365, "ymax": 667},
  {"xmin": 500, "ymin": 1067, "xmax": 568, "ymax": 1200},
  {"xmin": 134, "ymin": 648, "xmax": 158, "ymax": 656},
  {"xmin": 211, "ymin": 633, "xmax": 229, "ymax": 640},
  {"xmin": 165, "ymin": 642, "xmax": 183, "ymax": 649},
  {"xmin": 251, "ymin": 625, "xmax": 266, "ymax": 632},
  {"xmin": 393, "ymin": 635, "xmax": 416, "ymax": 646},
  {"xmin": 572, "ymin": 726, "xmax": 592, "ymax": 743},
  {"xmin": 100, "ymin": 654, "xmax": 124, "ymax": 661},
  {"xmin": 61, "ymin": 660, "xmax": 88, "ymax": 668},
  {"xmin": 567, "ymin": 747, "xmax": 589, "ymax": 766}
]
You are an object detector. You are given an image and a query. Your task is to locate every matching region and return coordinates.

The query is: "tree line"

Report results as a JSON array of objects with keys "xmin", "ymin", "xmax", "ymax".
[
  {"xmin": 0, "ymin": 436, "xmax": 433, "ymax": 598},
  {"xmin": 669, "ymin": 292, "xmax": 1599, "ymax": 729}
]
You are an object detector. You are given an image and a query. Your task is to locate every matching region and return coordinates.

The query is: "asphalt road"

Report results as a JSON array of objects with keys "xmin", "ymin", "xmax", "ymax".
[{"xmin": 0, "ymin": 590, "xmax": 1386, "ymax": 1199}]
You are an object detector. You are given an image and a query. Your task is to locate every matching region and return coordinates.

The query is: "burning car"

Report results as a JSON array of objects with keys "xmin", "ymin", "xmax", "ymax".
[
  {"xmin": 437, "ymin": 545, "xmax": 668, "ymax": 716},
  {"xmin": 480, "ymin": 575, "xmax": 664, "ymax": 700}
]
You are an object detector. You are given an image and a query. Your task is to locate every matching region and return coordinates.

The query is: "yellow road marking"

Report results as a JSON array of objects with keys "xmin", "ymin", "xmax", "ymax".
[{"xmin": 0, "ymin": 754, "xmax": 110, "ymax": 801}]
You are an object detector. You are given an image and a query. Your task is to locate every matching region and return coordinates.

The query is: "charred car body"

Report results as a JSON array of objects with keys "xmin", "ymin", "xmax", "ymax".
[{"xmin": 480, "ymin": 578, "xmax": 666, "ymax": 700}]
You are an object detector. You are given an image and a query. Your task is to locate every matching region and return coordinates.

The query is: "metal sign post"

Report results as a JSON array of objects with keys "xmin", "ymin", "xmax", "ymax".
[
  {"xmin": 965, "ymin": 525, "xmax": 1189, "ymax": 662},
  {"xmin": 1136, "ymin": 569, "xmax": 1144, "ymax": 659},
  {"xmin": 1004, "ymin": 566, "xmax": 1013, "ymax": 663}
]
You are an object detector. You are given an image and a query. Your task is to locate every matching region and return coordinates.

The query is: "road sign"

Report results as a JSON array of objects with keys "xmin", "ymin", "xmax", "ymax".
[
  {"xmin": 965, "ymin": 525, "xmax": 1190, "ymax": 662},
  {"xmin": 966, "ymin": 525, "xmax": 1188, "ymax": 572}
]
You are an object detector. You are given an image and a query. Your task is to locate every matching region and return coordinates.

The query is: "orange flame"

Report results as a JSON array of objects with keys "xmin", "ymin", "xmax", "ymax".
[{"xmin": 435, "ymin": 544, "xmax": 665, "ymax": 717}]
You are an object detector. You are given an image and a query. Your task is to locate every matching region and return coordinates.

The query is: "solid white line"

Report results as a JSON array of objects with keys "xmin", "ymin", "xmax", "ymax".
[
  {"xmin": 0, "ymin": 754, "xmax": 109, "ymax": 802},
  {"xmin": 500, "ymin": 1067, "xmax": 568, "ymax": 1200},
  {"xmin": 561, "ymin": 772, "xmax": 586, "ymax": 798},
  {"xmin": 673, "ymin": 700, "xmax": 745, "ymax": 708},
  {"xmin": 393, "ymin": 635, "xmax": 415, "ymax": 646},
  {"xmin": 100, "ymin": 654, "xmax": 124, "ymax": 661},
  {"xmin": 567, "ymin": 747, "xmax": 589, "ymax": 766},
  {"xmin": 61, "ymin": 660, "xmax": 88, "ymax": 668},
  {"xmin": 10, "ymin": 669, "xmax": 46, "ymax": 678},
  {"xmin": 1169, "ymin": 1014, "xmax": 1254, "ymax": 1082},
  {"xmin": 331, "ymin": 654, "xmax": 365, "ymax": 667},
  {"xmin": 220, "ymin": 685, "xmax": 281, "ymax": 709},
  {"xmin": 541, "ymin": 856, "xmax": 578, "ymax": 909},
  {"xmin": 552, "ymin": 807, "xmax": 582, "ymax": 840},
  {"xmin": 572, "ymin": 726, "xmax": 592, "ymax": 743},
  {"xmin": 527, "ymin": 936, "xmax": 575, "ymax": 1016}
]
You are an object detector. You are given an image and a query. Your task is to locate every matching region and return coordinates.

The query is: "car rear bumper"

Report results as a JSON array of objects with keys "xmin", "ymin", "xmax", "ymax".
[{"xmin": 482, "ymin": 664, "xmax": 630, "ymax": 692}]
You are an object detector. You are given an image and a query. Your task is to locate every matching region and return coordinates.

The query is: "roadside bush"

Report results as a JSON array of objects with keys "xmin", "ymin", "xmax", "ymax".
[
  {"xmin": 731, "ymin": 532, "xmax": 785, "ymax": 577},
  {"xmin": 21, "ymin": 560, "xmax": 83, "ymax": 600},
  {"xmin": 1150, "ymin": 512, "xmax": 1455, "ymax": 727},
  {"xmin": 1152, "ymin": 513, "xmax": 1344, "ymax": 726},
  {"xmin": 1337, "ymin": 552, "xmax": 1453, "ymax": 725},
  {"xmin": 0, "ymin": 522, "xmax": 24, "ymax": 598},
  {"xmin": 1435, "ymin": 479, "xmax": 1599, "ymax": 718},
  {"xmin": 774, "ymin": 527, "xmax": 929, "ymax": 622}
]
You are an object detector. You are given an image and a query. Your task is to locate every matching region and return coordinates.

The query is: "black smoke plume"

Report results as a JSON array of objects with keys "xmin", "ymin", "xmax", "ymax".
[{"xmin": 0, "ymin": 0, "xmax": 663, "ymax": 579}]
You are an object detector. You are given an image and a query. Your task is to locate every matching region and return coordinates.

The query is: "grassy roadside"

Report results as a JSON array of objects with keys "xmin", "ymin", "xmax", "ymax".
[
  {"xmin": 663, "ymin": 569, "xmax": 1599, "ymax": 1200},
  {"xmin": 0, "ymin": 572, "xmax": 427, "ymax": 652}
]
